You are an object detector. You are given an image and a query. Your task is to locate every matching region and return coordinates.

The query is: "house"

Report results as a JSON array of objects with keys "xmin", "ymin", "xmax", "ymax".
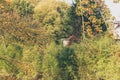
[
  {"xmin": 113, "ymin": 21, "xmax": 120, "ymax": 39},
  {"xmin": 61, "ymin": 35, "xmax": 77, "ymax": 47}
]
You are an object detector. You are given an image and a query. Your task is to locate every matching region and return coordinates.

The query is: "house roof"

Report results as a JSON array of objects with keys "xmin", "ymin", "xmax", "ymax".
[{"xmin": 114, "ymin": 21, "xmax": 120, "ymax": 25}]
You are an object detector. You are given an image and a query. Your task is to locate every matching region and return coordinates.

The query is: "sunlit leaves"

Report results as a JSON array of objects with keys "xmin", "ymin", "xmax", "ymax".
[{"xmin": 75, "ymin": 0, "xmax": 111, "ymax": 36}]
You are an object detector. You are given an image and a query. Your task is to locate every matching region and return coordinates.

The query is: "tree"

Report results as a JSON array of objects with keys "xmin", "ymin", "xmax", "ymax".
[
  {"xmin": 68, "ymin": 0, "xmax": 82, "ymax": 37},
  {"xmin": 71, "ymin": 0, "xmax": 111, "ymax": 37},
  {"xmin": 33, "ymin": 0, "xmax": 73, "ymax": 43},
  {"xmin": 0, "ymin": 0, "xmax": 48, "ymax": 47}
]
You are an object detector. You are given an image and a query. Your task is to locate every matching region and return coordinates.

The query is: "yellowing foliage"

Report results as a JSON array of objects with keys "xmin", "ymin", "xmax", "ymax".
[
  {"xmin": 75, "ymin": 0, "xmax": 111, "ymax": 37},
  {"xmin": 0, "ymin": 0, "xmax": 119, "ymax": 80}
]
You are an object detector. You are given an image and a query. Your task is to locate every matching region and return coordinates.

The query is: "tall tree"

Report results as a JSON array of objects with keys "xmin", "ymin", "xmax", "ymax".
[
  {"xmin": 71, "ymin": 0, "xmax": 111, "ymax": 37},
  {"xmin": 69, "ymin": 0, "xmax": 82, "ymax": 37}
]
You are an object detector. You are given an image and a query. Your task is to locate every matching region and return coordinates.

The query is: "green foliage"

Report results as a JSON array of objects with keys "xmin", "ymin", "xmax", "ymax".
[
  {"xmin": 1, "ymin": 0, "xmax": 120, "ymax": 80},
  {"xmin": 0, "ymin": 43, "xmax": 22, "ymax": 76},
  {"xmin": 13, "ymin": 0, "xmax": 34, "ymax": 16},
  {"xmin": 57, "ymin": 47, "xmax": 79, "ymax": 80},
  {"xmin": 42, "ymin": 43, "xmax": 59, "ymax": 80},
  {"xmin": 0, "ymin": 42, "xmax": 41, "ymax": 79},
  {"xmin": 72, "ymin": 35, "xmax": 120, "ymax": 80},
  {"xmin": 34, "ymin": 0, "xmax": 73, "ymax": 41},
  {"xmin": 6, "ymin": 44, "xmax": 23, "ymax": 60},
  {"xmin": 16, "ymin": 45, "xmax": 40, "ymax": 80},
  {"xmin": 42, "ymin": 42, "xmax": 79, "ymax": 80},
  {"xmin": 36, "ymin": 35, "xmax": 120, "ymax": 80}
]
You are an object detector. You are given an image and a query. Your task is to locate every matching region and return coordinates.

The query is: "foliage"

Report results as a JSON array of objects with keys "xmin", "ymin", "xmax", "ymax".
[
  {"xmin": 71, "ymin": 35, "xmax": 120, "ymax": 80},
  {"xmin": 56, "ymin": 47, "xmax": 79, "ymax": 80},
  {"xmin": 41, "ymin": 43, "xmax": 60, "ymax": 80},
  {"xmin": 34, "ymin": 0, "xmax": 73, "ymax": 42},
  {"xmin": 68, "ymin": 0, "xmax": 82, "ymax": 37},
  {"xmin": 0, "ymin": 0, "xmax": 120, "ymax": 80},
  {"xmin": 0, "ymin": 0, "xmax": 13, "ymax": 12},
  {"xmin": 0, "ymin": 9, "xmax": 48, "ymax": 47},
  {"xmin": 42, "ymin": 42, "xmax": 79, "ymax": 80},
  {"xmin": 73, "ymin": 0, "xmax": 112, "ymax": 37},
  {"xmin": 0, "ymin": 42, "xmax": 41, "ymax": 79},
  {"xmin": 13, "ymin": 0, "xmax": 34, "ymax": 16}
]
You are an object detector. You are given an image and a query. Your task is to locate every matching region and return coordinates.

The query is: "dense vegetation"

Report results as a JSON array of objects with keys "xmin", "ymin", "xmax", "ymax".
[{"xmin": 0, "ymin": 0, "xmax": 120, "ymax": 80}]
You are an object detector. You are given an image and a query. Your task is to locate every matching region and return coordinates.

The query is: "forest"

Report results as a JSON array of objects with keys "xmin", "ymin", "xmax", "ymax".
[{"xmin": 0, "ymin": 0, "xmax": 120, "ymax": 80}]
